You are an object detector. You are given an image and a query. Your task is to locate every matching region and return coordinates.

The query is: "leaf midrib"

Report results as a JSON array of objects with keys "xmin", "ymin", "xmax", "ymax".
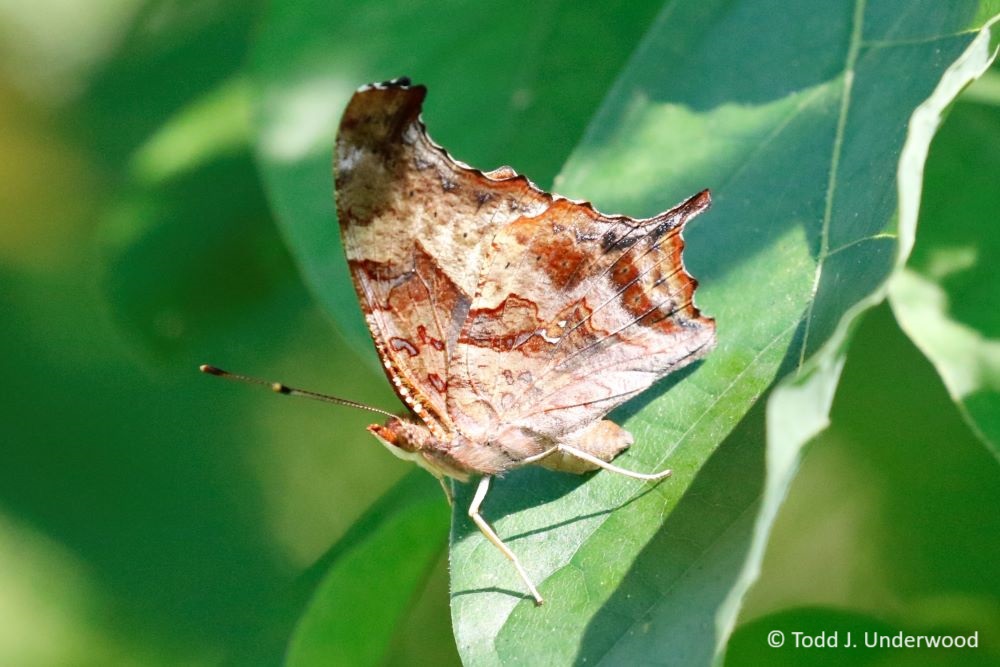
[{"xmin": 797, "ymin": 0, "xmax": 867, "ymax": 370}]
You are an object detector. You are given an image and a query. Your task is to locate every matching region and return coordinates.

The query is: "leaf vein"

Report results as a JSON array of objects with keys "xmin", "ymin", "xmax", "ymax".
[{"xmin": 797, "ymin": 0, "xmax": 868, "ymax": 370}]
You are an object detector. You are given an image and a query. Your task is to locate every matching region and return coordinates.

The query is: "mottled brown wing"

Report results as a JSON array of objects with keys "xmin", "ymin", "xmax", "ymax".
[
  {"xmin": 334, "ymin": 79, "xmax": 552, "ymax": 436},
  {"xmin": 447, "ymin": 189, "xmax": 717, "ymax": 443}
]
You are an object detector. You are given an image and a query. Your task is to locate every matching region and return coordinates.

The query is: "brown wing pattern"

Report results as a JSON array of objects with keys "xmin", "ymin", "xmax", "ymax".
[
  {"xmin": 334, "ymin": 80, "xmax": 551, "ymax": 437},
  {"xmin": 449, "ymin": 191, "xmax": 717, "ymax": 441}
]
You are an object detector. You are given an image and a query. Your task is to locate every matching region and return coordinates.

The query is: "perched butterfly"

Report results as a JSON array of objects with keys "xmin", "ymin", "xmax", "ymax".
[{"xmin": 203, "ymin": 77, "xmax": 716, "ymax": 605}]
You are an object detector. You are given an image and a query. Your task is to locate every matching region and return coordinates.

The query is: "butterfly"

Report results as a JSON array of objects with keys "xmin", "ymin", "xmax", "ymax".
[{"xmin": 203, "ymin": 77, "xmax": 716, "ymax": 606}]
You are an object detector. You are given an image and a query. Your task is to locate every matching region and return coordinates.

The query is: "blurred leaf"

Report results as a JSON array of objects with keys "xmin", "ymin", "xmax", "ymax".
[
  {"xmin": 961, "ymin": 68, "xmax": 1000, "ymax": 104},
  {"xmin": 729, "ymin": 607, "xmax": 898, "ymax": 667},
  {"xmin": 731, "ymin": 602, "xmax": 998, "ymax": 667},
  {"xmin": 448, "ymin": 2, "xmax": 1000, "ymax": 664},
  {"xmin": 729, "ymin": 305, "xmax": 1000, "ymax": 666},
  {"xmin": 889, "ymin": 73, "xmax": 1000, "ymax": 460},
  {"xmin": 251, "ymin": 0, "xmax": 665, "ymax": 367},
  {"xmin": 98, "ymin": 77, "xmax": 298, "ymax": 359},
  {"xmin": 0, "ymin": 0, "xmax": 142, "ymax": 105},
  {"xmin": 0, "ymin": 85, "xmax": 103, "ymax": 269},
  {"xmin": 382, "ymin": 554, "xmax": 457, "ymax": 667},
  {"xmin": 99, "ymin": 153, "xmax": 297, "ymax": 358},
  {"xmin": 0, "ymin": 266, "xmax": 299, "ymax": 663},
  {"xmin": 78, "ymin": 0, "xmax": 262, "ymax": 165},
  {"xmin": 0, "ymin": 510, "xmax": 172, "ymax": 665},
  {"xmin": 130, "ymin": 76, "xmax": 252, "ymax": 184},
  {"xmin": 286, "ymin": 471, "xmax": 449, "ymax": 667}
]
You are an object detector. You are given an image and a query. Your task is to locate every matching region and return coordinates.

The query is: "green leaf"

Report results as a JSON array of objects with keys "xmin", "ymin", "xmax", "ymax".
[
  {"xmin": 97, "ymin": 77, "xmax": 300, "ymax": 359},
  {"xmin": 449, "ymin": 2, "xmax": 1000, "ymax": 664},
  {"xmin": 728, "ymin": 304, "xmax": 1000, "ymax": 666},
  {"xmin": 251, "ymin": 0, "xmax": 664, "ymax": 368},
  {"xmin": 286, "ymin": 471, "xmax": 449, "ymax": 667},
  {"xmin": 888, "ymin": 70, "xmax": 1000, "ymax": 460},
  {"xmin": 79, "ymin": 0, "xmax": 261, "ymax": 166}
]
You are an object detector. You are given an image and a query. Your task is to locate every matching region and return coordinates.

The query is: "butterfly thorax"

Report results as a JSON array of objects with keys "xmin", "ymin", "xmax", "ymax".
[
  {"xmin": 368, "ymin": 415, "xmax": 548, "ymax": 481},
  {"xmin": 368, "ymin": 414, "xmax": 573, "ymax": 481}
]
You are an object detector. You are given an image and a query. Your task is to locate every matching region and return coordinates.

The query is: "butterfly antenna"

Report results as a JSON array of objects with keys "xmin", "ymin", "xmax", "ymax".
[{"xmin": 199, "ymin": 364, "xmax": 397, "ymax": 418}]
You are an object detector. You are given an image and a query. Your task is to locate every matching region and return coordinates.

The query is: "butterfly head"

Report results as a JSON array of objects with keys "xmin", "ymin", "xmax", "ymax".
[{"xmin": 367, "ymin": 417, "xmax": 471, "ymax": 481}]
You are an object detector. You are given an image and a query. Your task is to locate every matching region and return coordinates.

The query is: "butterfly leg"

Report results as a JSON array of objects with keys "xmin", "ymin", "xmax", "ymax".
[
  {"xmin": 523, "ymin": 444, "xmax": 672, "ymax": 482},
  {"xmin": 467, "ymin": 476, "xmax": 544, "ymax": 606},
  {"xmin": 556, "ymin": 444, "xmax": 672, "ymax": 481}
]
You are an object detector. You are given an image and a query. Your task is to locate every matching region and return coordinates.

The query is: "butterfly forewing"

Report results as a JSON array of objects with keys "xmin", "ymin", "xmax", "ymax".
[{"xmin": 335, "ymin": 81, "xmax": 548, "ymax": 437}]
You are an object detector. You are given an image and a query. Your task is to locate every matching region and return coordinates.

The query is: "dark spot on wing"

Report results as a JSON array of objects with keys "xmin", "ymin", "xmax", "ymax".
[{"xmin": 601, "ymin": 228, "xmax": 641, "ymax": 252}]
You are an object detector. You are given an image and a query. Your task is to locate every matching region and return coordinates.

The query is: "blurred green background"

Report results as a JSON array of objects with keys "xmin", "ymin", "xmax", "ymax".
[
  {"xmin": 1, "ymin": 2, "xmax": 997, "ymax": 666},
  {"xmin": 0, "ymin": 1, "xmax": 439, "ymax": 664}
]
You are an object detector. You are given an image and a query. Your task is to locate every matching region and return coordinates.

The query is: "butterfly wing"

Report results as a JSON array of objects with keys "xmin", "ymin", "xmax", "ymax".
[
  {"xmin": 336, "ymin": 79, "xmax": 715, "ymax": 470},
  {"xmin": 335, "ymin": 80, "xmax": 551, "ymax": 435},
  {"xmin": 448, "ymin": 188, "xmax": 716, "ymax": 444}
]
